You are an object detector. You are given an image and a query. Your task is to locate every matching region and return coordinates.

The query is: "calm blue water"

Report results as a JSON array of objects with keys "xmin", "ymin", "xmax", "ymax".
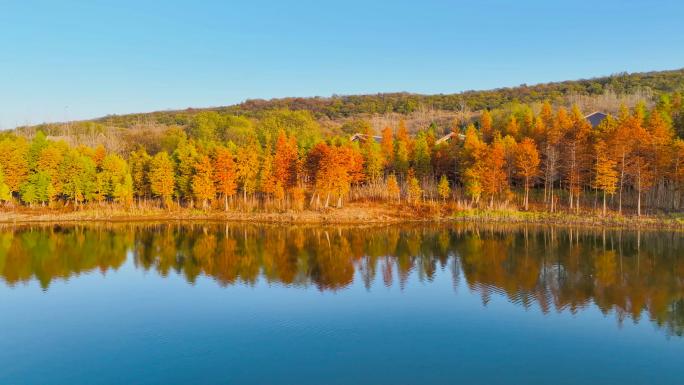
[{"xmin": 0, "ymin": 224, "xmax": 682, "ymax": 384}]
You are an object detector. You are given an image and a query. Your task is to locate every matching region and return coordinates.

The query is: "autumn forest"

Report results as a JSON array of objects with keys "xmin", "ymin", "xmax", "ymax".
[{"xmin": 3, "ymin": 69, "xmax": 684, "ymax": 221}]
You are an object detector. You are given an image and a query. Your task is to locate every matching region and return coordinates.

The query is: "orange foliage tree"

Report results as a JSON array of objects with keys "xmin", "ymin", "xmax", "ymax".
[
  {"xmin": 563, "ymin": 105, "xmax": 592, "ymax": 212},
  {"xmin": 0, "ymin": 137, "xmax": 29, "ymax": 195},
  {"xmin": 626, "ymin": 113, "xmax": 654, "ymax": 216},
  {"xmin": 515, "ymin": 138, "xmax": 540, "ymax": 210},
  {"xmin": 381, "ymin": 126, "xmax": 394, "ymax": 165},
  {"xmin": 213, "ymin": 146, "xmax": 237, "ymax": 211},
  {"xmin": 314, "ymin": 144, "xmax": 363, "ymax": 208},
  {"xmin": 273, "ymin": 131, "xmax": 299, "ymax": 201},
  {"xmin": 481, "ymin": 140, "xmax": 508, "ymax": 207}
]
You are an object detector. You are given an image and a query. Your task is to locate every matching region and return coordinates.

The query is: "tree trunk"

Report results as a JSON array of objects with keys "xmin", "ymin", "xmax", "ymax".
[
  {"xmin": 569, "ymin": 189, "xmax": 573, "ymax": 210},
  {"xmin": 524, "ymin": 177, "xmax": 529, "ymax": 211},
  {"xmin": 619, "ymin": 152, "xmax": 625, "ymax": 214},
  {"xmin": 603, "ymin": 190, "xmax": 607, "ymax": 216},
  {"xmin": 309, "ymin": 190, "xmax": 316, "ymax": 207}
]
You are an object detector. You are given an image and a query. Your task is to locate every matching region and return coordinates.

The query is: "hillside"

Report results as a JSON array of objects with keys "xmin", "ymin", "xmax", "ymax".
[
  {"xmin": 84, "ymin": 67, "xmax": 684, "ymax": 126},
  {"xmin": 15, "ymin": 68, "xmax": 684, "ymax": 143},
  {"xmin": 230, "ymin": 68, "xmax": 684, "ymax": 117},
  {"xmin": 11, "ymin": 68, "xmax": 681, "ymax": 157}
]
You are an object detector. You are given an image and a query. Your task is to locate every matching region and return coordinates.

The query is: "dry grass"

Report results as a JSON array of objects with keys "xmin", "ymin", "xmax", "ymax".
[
  {"xmin": 0, "ymin": 201, "xmax": 682, "ymax": 229},
  {"xmin": 0, "ymin": 202, "xmax": 418, "ymax": 224}
]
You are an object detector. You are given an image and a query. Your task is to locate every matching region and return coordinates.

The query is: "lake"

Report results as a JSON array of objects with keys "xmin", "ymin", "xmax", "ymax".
[{"xmin": 0, "ymin": 223, "xmax": 682, "ymax": 385}]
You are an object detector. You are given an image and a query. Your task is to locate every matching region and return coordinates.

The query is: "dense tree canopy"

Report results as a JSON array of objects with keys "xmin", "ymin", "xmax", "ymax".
[{"xmin": 4, "ymin": 70, "xmax": 684, "ymax": 217}]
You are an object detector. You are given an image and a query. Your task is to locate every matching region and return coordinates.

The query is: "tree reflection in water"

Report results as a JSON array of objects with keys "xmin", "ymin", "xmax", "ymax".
[{"xmin": 0, "ymin": 223, "xmax": 682, "ymax": 336}]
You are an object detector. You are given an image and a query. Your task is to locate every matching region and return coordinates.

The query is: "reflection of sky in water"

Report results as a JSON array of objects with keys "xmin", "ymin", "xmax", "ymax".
[{"xmin": 0, "ymin": 225, "xmax": 683, "ymax": 385}]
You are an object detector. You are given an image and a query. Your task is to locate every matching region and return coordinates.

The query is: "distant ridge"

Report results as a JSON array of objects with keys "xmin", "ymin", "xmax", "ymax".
[{"xmin": 17, "ymin": 67, "xmax": 684, "ymax": 130}]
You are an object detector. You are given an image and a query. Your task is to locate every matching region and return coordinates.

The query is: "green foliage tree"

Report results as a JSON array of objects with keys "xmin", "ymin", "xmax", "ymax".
[
  {"xmin": 28, "ymin": 131, "xmax": 48, "ymax": 171},
  {"xmin": 340, "ymin": 119, "xmax": 372, "ymax": 136},
  {"xmin": 59, "ymin": 149, "xmax": 97, "ymax": 206},
  {"xmin": 173, "ymin": 138, "xmax": 198, "ymax": 202},
  {"xmin": 113, "ymin": 173, "xmax": 134, "ymax": 206},
  {"xmin": 20, "ymin": 183, "xmax": 37, "ymax": 206},
  {"xmin": 21, "ymin": 171, "xmax": 54, "ymax": 206},
  {"xmin": 394, "ymin": 140, "xmax": 409, "ymax": 177},
  {"xmin": 0, "ymin": 169, "xmax": 11, "ymax": 203},
  {"xmin": 257, "ymin": 109, "xmax": 321, "ymax": 149},
  {"xmin": 189, "ymin": 111, "xmax": 254, "ymax": 145},
  {"xmin": 412, "ymin": 134, "xmax": 431, "ymax": 179},
  {"xmin": 363, "ymin": 139, "xmax": 384, "ymax": 182}
]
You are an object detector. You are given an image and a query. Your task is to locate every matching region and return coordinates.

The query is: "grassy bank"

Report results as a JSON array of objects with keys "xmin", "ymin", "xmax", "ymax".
[
  {"xmin": 452, "ymin": 208, "xmax": 684, "ymax": 229},
  {"xmin": 0, "ymin": 203, "xmax": 416, "ymax": 225},
  {"xmin": 0, "ymin": 203, "xmax": 683, "ymax": 229}
]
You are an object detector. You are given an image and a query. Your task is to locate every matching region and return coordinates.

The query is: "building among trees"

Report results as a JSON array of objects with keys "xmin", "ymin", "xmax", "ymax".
[
  {"xmin": 584, "ymin": 111, "xmax": 608, "ymax": 128},
  {"xmin": 349, "ymin": 133, "xmax": 382, "ymax": 143}
]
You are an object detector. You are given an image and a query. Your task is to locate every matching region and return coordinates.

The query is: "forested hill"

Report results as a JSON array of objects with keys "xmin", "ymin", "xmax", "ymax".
[
  {"xmin": 232, "ymin": 68, "xmax": 684, "ymax": 117},
  {"xmin": 87, "ymin": 67, "xmax": 684, "ymax": 128},
  {"xmin": 12, "ymin": 67, "xmax": 684, "ymax": 154}
]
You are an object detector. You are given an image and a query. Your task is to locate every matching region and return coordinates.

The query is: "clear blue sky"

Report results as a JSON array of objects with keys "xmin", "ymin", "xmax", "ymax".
[{"xmin": 2, "ymin": 0, "xmax": 683, "ymax": 128}]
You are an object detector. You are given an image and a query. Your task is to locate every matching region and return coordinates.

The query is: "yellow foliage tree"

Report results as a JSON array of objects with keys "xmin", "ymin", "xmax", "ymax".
[
  {"xmin": 149, "ymin": 152, "xmax": 175, "ymax": 208},
  {"xmin": 192, "ymin": 155, "xmax": 216, "ymax": 209},
  {"xmin": 386, "ymin": 173, "xmax": 400, "ymax": 203},
  {"xmin": 407, "ymin": 169, "xmax": 422, "ymax": 204},
  {"xmin": 437, "ymin": 175, "xmax": 451, "ymax": 202},
  {"xmin": 480, "ymin": 110, "xmax": 493, "ymax": 142},
  {"xmin": 593, "ymin": 140, "xmax": 619, "ymax": 215}
]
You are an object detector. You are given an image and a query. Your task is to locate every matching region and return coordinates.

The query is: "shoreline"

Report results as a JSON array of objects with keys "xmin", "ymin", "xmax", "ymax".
[{"xmin": 0, "ymin": 204, "xmax": 682, "ymax": 230}]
